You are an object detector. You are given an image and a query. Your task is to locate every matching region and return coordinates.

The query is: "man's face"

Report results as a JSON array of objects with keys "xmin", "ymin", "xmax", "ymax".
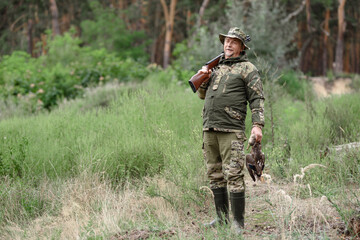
[{"xmin": 223, "ymin": 37, "xmax": 243, "ymax": 59}]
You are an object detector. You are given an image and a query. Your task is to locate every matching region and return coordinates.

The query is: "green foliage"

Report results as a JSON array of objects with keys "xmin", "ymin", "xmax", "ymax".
[
  {"xmin": 323, "ymin": 94, "xmax": 360, "ymax": 143},
  {"xmin": 278, "ymin": 70, "xmax": 309, "ymax": 101},
  {"xmin": 0, "ymin": 178, "xmax": 59, "ymax": 225},
  {"xmin": 312, "ymin": 0, "xmax": 335, "ymax": 9},
  {"xmin": 172, "ymin": 26, "xmax": 223, "ymax": 72},
  {"xmin": 225, "ymin": 0, "xmax": 298, "ymax": 68},
  {"xmin": 0, "ymin": 80, "xmax": 202, "ymax": 183},
  {"xmin": 0, "ymin": 31, "xmax": 151, "ymax": 114},
  {"xmin": 0, "ymin": 1, "xmax": 93, "ymax": 56},
  {"xmin": 174, "ymin": 0, "xmax": 298, "ymax": 72},
  {"xmin": 0, "ymin": 136, "xmax": 28, "ymax": 178},
  {"xmin": 40, "ymin": 29, "xmax": 83, "ymax": 66},
  {"xmin": 0, "ymin": 68, "xmax": 359, "ymax": 236},
  {"xmin": 80, "ymin": 0, "xmax": 149, "ymax": 61},
  {"xmin": 351, "ymin": 74, "xmax": 360, "ymax": 91},
  {"xmin": 265, "ymin": 93, "xmax": 360, "ymax": 188}
]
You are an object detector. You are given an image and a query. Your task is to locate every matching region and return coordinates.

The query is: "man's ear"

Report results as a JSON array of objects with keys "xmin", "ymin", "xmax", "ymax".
[{"xmin": 241, "ymin": 43, "xmax": 246, "ymax": 51}]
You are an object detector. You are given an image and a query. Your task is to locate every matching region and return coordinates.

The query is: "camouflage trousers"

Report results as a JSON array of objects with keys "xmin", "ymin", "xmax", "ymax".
[{"xmin": 203, "ymin": 130, "xmax": 246, "ymax": 193}]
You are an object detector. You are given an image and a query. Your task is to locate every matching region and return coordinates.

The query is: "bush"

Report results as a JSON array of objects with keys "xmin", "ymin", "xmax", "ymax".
[
  {"xmin": 0, "ymin": 30, "xmax": 151, "ymax": 114},
  {"xmin": 322, "ymin": 94, "xmax": 360, "ymax": 143},
  {"xmin": 0, "ymin": 80, "xmax": 203, "ymax": 183},
  {"xmin": 39, "ymin": 29, "xmax": 82, "ymax": 67},
  {"xmin": 174, "ymin": 0, "xmax": 298, "ymax": 72},
  {"xmin": 80, "ymin": 0, "xmax": 149, "ymax": 61},
  {"xmin": 278, "ymin": 70, "xmax": 309, "ymax": 101}
]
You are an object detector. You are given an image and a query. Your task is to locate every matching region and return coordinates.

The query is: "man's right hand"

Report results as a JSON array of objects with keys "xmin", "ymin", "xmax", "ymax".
[
  {"xmin": 198, "ymin": 66, "xmax": 212, "ymax": 84},
  {"xmin": 199, "ymin": 66, "xmax": 212, "ymax": 74}
]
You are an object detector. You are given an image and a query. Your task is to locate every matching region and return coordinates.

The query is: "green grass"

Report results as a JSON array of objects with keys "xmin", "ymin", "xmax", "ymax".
[
  {"xmin": 0, "ymin": 81, "xmax": 200, "ymax": 182},
  {"xmin": 0, "ymin": 72, "xmax": 359, "ymax": 238}
]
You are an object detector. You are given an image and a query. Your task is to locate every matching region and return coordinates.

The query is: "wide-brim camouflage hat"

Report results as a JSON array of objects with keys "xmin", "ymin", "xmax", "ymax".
[{"xmin": 219, "ymin": 27, "xmax": 250, "ymax": 50}]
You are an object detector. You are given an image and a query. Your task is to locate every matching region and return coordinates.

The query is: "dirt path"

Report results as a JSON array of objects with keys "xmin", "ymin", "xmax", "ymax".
[
  {"xmin": 311, "ymin": 77, "xmax": 353, "ymax": 98},
  {"xmin": 189, "ymin": 172, "xmax": 349, "ymax": 239},
  {"xmin": 242, "ymin": 175, "xmax": 340, "ymax": 239}
]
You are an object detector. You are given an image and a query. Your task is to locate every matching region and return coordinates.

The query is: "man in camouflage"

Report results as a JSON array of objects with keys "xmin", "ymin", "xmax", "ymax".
[{"xmin": 197, "ymin": 27, "xmax": 265, "ymax": 234}]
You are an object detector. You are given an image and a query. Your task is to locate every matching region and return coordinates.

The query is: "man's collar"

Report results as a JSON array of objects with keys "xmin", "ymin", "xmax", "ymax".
[{"xmin": 220, "ymin": 53, "xmax": 248, "ymax": 64}]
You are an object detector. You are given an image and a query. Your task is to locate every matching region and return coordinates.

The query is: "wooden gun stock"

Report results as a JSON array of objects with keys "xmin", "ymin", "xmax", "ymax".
[{"xmin": 188, "ymin": 52, "xmax": 224, "ymax": 93}]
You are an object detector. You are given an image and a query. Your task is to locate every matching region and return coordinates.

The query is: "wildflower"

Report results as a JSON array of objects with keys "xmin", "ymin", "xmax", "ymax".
[{"xmin": 37, "ymin": 89, "xmax": 44, "ymax": 94}]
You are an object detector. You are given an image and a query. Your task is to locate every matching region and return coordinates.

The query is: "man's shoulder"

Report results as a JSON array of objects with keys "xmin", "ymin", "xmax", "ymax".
[
  {"xmin": 236, "ymin": 61, "xmax": 258, "ymax": 71},
  {"xmin": 231, "ymin": 61, "xmax": 258, "ymax": 78}
]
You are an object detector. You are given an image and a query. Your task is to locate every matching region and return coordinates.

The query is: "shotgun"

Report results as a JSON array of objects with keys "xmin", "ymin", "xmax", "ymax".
[{"xmin": 188, "ymin": 52, "xmax": 224, "ymax": 93}]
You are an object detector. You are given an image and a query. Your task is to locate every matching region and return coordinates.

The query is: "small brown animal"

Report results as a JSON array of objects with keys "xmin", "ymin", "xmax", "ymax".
[{"xmin": 246, "ymin": 136, "xmax": 265, "ymax": 182}]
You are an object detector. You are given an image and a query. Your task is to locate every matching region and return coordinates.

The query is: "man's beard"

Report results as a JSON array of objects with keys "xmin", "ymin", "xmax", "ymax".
[{"xmin": 225, "ymin": 51, "xmax": 233, "ymax": 58}]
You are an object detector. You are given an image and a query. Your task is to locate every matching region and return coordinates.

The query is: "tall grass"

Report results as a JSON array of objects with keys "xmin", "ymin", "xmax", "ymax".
[
  {"xmin": 0, "ymin": 71, "xmax": 359, "ymax": 238},
  {"xmin": 0, "ymin": 72, "xmax": 207, "ymax": 231},
  {"xmin": 0, "ymin": 79, "xmax": 201, "ymax": 182}
]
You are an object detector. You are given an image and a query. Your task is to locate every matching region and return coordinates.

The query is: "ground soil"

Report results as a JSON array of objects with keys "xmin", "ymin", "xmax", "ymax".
[
  {"xmin": 310, "ymin": 77, "xmax": 353, "ymax": 97},
  {"xmin": 112, "ymin": 76, "xmax": 357, "ymax": 239},
  {"xmin": 112, "ymin": 172, "xmax": 358, "ymax": 239}
]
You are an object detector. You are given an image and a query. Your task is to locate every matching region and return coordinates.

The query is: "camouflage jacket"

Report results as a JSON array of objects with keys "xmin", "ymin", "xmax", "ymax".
[{"xmin": 198, "ymin": 53, "xmax": 265, "ymax": 132}]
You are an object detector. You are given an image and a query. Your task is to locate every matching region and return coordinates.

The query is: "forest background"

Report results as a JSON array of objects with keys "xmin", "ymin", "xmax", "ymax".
[{"xmin": 0, "ymin": 0, "xmax": 360, "ymax": 239}]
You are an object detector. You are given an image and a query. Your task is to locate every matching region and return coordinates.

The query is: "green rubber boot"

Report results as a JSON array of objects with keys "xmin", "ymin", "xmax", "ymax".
[
  {"xmin": 230, "ymin": 191, "xmax": 245, "ymax": 235},
  {"xmin": 204, "ymin": 187, "xmax": 229, "ymax": 228}
]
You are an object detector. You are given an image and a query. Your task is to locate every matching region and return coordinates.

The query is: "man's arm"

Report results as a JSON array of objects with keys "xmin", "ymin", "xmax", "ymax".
[
  {"xmin": 244, "ymin": 66, "xmax": 265, "ymax": 142},
  {"xmin": 197, "ymin": 66, "xmax": 212, "ymax": 99}
]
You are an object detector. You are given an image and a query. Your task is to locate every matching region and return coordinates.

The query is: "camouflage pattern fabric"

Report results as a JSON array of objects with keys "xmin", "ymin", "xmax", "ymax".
[
  {"xmin": 198, "ymin": 43, "xmax": 265, "ymax": 194},
  {"xmin": 200, "ymin": 54, "xmax": 265, "ymax": 132},
  {"xmin": 219, "ymin": 27, "xmax": 250, "ymax": 50},
  {"xmin": 203, "ymin": 131, "xmax": 246, "ymax": 193}
]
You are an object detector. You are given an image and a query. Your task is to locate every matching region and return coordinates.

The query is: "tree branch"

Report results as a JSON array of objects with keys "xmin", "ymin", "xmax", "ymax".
[
  {"xmin": 281, "ymin": 0, "xmax": 306, "ymax": 24},
  {"xmin": 160, "ymin": 0, "xmax": 169, "ymax": 22},
  {"xmin": 196, "ymin": 0, "xmax": 210, "ymax": 28}
]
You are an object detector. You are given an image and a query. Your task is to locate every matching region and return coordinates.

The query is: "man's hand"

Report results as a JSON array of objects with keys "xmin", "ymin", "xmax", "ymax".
[
  {"xmin": 198, "ymin": 66, "xmax": 212, "ymax": 84},
  {"xmin": 251, "ymin": 126, "xmax": 262, "ymax": 143},
  {"xmin": 199, "ymin": 65, "xmax": 212, "ymax": 74}
]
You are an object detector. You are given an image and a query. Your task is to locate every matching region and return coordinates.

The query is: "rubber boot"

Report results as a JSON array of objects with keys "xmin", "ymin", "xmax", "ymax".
[
  {"xmin": 230, "ymin": 191, "xmax": 245, "ymax": 235},
  {"xmin": 204, "ymin": 187, "xmax": 229, "ymax": 228}
]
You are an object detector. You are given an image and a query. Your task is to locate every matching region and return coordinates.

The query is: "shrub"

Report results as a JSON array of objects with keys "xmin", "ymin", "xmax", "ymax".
[
  {"xmin": 80, "ymin": 0, "xmax": 149, "ymax": 61},
  {"xmin": 278, "ymin": 70, "xmax": 309, "ymax": 101},
  {"xmin": 322, "ymin": 94, "xmax": 360, "ymax": 143},
  {"xmin": 0, "ymin": 30, "xmax": 151, "ymax": 113},
  {"xmin": 174, "ymin": 0, "xmax": 298, "ymax": 72}
]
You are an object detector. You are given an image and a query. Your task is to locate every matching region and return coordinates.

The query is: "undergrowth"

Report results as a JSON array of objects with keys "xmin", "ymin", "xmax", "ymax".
[{"xmin": 0, "ymin": 70, "xmax": 359, "ymax": 239}]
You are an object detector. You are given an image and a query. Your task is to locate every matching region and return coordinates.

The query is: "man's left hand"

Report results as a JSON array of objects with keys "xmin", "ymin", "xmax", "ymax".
[{"xmin": 251, "ymin": 126, "xmax": 262, "ymax": 143}]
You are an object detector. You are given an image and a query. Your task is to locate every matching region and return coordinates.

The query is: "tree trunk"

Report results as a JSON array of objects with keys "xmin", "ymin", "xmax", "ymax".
[
  {"xmin": 305, "ymin": 0, "xmax": 312, "ymax": 32},
  {"xmin": 322, "ymin": 8, "xmax": 330, "ymax": 75},
  {"xmin": 344, "ymin": 41, "xmax": 351, "ymax": 72},
  {"xmin": 27, "ymin": 19, "xmax": 33, "ymax": 57},
  {"xmin": 151, "ymin": 2, "xmax": 162, "ymax": 64},
  {"xmin": 49, "ymin": 0, "xmax": 60, "ymax": 36},
  {"xmin": 196, "ymin": 0, "xmax": 210, "ymax": 28},
  {"xmin": 160, "ymin": 0, "xmax": 177, "ymax": 69},
  {"xmin": 356, "ymin": 29, "xmax": 360, "ymax": 73},
  {"xmin": 41, "ymin": 33, "xmax": 47, "ymax": 55},
  {"xmin": 334, "ymin": 0, "xmax": 346, "ymax": 74},
  {"xmin": 118, "ymin": 0, "xmax": 124, "ymax": 9}
]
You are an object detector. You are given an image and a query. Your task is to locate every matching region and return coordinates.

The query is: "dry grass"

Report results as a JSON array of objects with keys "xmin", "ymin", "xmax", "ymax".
[
  {"xmin": 0, "ymin": 173, "xmax": 185, "ymax": 240},
  {"xmin": 1, "ymin": 164, "xmax": 356, "ymax": 239},
  {"xmin": 245, "ymin": 164, "xmax": 344, "ymax": 239}
]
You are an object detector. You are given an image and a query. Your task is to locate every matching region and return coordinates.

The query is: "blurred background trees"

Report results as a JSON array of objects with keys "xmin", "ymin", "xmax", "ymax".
[{"xmin": 0, "ymin": 0, "xmax": 358, "ymax": 75}]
